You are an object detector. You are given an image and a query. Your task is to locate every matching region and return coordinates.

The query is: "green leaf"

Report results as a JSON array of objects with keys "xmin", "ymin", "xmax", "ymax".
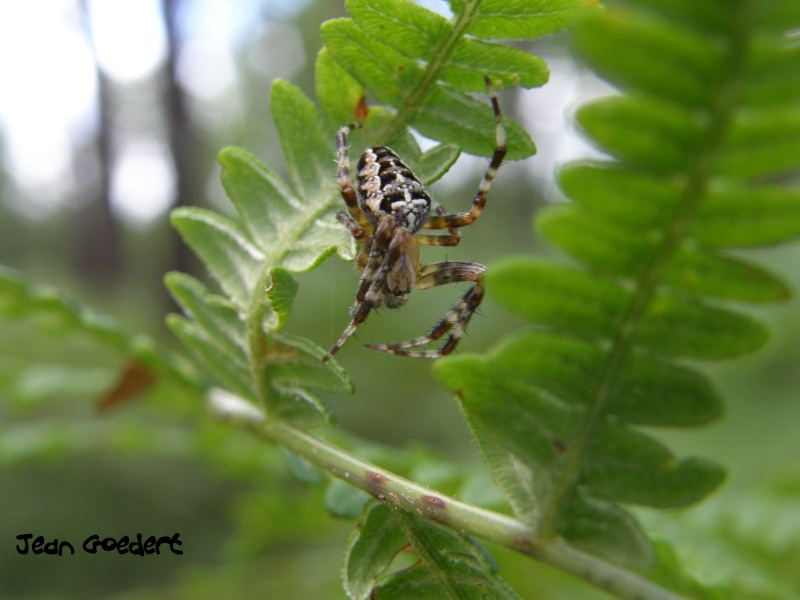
[
  {"xmin": 716, "ymin": 107, "xmax": 800, "ymax": 179},
  {"xmin": 583, "ymin": 426, "xmax": 726, "ymax": 507},
  {"xmin": 322, "ymin": 18, "xmax": 419, "ymax": 106},
  {"xmin": 412, "ymin": 84, "xmax": 535, "ymax": 160},
  {"xmin": 435, "ymin": 350, "xmax": 724, "ymax": 567},
  {"xmin": 170, "ymin": 207, "xmax": 264, "ymax": 310},
  {"xmin": 436, "ymin": 1, "xmax": 800, "ymax": 575},
  {"xmin": 346, "ymin": 0, "xmax": 549, "ymax": 92},
  {"xmin": 539, "ymin": 203, "xmax": 791, "ymax": 302},
  {"xmin": 457, "ymin": 401, "xmax": 538, "ymax": 524},
  {"xmin": 611, "ymin": 0, "xmax": 733, "ymax": 34},
  {"xmin": 694, "ymin": 184, "xmax": 800, "ymax": 248},
  {"xmin": 347, "ymin": 0, "xmax": 449, "ymax": 61},
  {"xmin": 164, "ymin": 272, "xmax": 247, "ymax": 365},
  {"xmin": 644, "ymin": 479, "xmax": 800, "ymax": 599},
  {"xmin": 171, "ymin": 81, "xmax": 357, "ymax": 419},
  {"xmin": 636, "ymin": 296, "xmax": 769, "ymax": 359},
  {"xmin": 324, "ymin": 0, "xmax": 566, "ymax": 160},
  {"xmin": 0, "ymin": 266, "xmax": 193, "ymax": 410},
  {"xmin": 454, "ymin": 0, "xmax": 597, "ymax": 41},
  {"xmin": 271, "ymin": 79, "xmax": 337, "ymax": 201},
  {"xmin": 411, "ymin": 143, "xmax": 461, "ymax": 186},
  {"xmin": 217, "ymin": 142, "xmax": 353, "ymax": 274},
  {"xmin": 576, "ymin": 96, "xmax": 703, "ymax": 173},
  {"xmin": 344, "ymin": 502, "xmax": 522, "ymax": 600},
  {"xmin": 665, "ymin": 249, "xmax": 791, "ymax": 303},
  {"xmin": 479, "ymin": 332, "xmax": 722, "ymax": 426},
  {"xmin": 167, "ymin": 314, "xmax": 253, "ymax": 401},
  {"xmin": 437, "ymin": 356, "xmax": 580, "ymax": 478},
  {"xmin": 343, "ymin": 502, "xmax": 409, "ymax": 600},
  {"xmin": 316, "ymin": 48, "xmax": 365, "ymax": 130},
  {"xmin": 557, "ymin": 162, "xmax": 681, "ymax": 229},
  {"xmin": 0, "ymin": 266, "xmax": 130, "ymax": 349},
  {"xmin": 742, "ymin": 42, "xmax": 800, "ymax": 108},
  {"xmin": 487, "ymin": 258, "xmax": 627, "ymax": 340},
  {"xmin": 385, "ymin": 508, "xmax": 522, "ymax": 599},
  {"xmin": 260, "ymin": 332, "xmax": 351, "ymax": 426},
  {"xmin": 443, "ymin": 40, "xmax": 549, "ymax": 92},
  {"xmin": 265, "ymin": 267, "xmax": 299, "ymax": 331},
  {"xmin": 218, "ymin": 146, "xmax": 295, "ymax": 252},
  {"xmin": 537, "ymin": 203, "xmax": 656, "ymax": 276},
  {"xmin": 573, "ymin": 12, "xmax": 722, "ymax": 107},
  {"xmin": 558, "ymin": 490, "xmax": 654, "ymax": 569},
  {"xmin": 326, "ymin": 479, "xmax": 370, "ymax": 520}
]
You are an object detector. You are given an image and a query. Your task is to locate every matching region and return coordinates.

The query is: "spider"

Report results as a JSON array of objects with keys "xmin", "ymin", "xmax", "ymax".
[{"xmin": 323, "ymin": 78, "xmax": 506, "ymax": 361}]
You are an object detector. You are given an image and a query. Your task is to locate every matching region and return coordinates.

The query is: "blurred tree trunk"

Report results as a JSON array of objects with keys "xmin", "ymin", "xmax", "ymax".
[
  {"xmin": 162, "ymin": 0, "xmax": 202, "ymax": 278},
  {"xmin": 73, "ymin": 0, "xmax": 123, "ymax": 283}
]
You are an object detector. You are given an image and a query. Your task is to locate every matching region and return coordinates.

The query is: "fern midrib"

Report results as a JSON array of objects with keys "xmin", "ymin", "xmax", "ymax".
[
  {"xmin": 245, "ymin": 184, "xmax": 340, "ymax": 408},
  {"xmin": 538, "ymin": 0, "xmax": 754, "ymax": 538},
  {"xmin": 393, "ymin": 510, "xmax": 465, "ymax": 600},
  {"xmin": 376, "ymin": 0, "xmax": 482, "ymax": 144}
]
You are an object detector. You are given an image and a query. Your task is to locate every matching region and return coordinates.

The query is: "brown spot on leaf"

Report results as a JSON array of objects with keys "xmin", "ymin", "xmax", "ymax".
[
  {"xmin": 355, "ymin": 95, "xmax": 368, "ymax": 121},
  {"xmin": 97, "ymin": 360, "xmax": 156, "ymax": 410}
]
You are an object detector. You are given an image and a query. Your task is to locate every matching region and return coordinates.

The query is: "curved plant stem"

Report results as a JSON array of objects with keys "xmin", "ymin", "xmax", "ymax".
[{"xmin": 209, "ymin": 388, "xmax": 689, "ymax": 600}]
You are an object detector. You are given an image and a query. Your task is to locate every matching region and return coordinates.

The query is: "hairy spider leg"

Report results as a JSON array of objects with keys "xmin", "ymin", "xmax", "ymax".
[
  {"xmin": 366, "ymin": 260, "xmax": 486, "ymax": 358},
  {"xmin": 414, "ymin": 205, "xmax": 461, "ymax": 247},
  {"xmin": 326, "ymin": 78, "xmax": 504, "ymax": 361},
  {"xmin": 335, "ymin": 123, "xmax": 371, "ymax": 242},
  {"xmin": 324, "ymin": 216, "xmax": 410, "ymax": 362},
  {"xmin": 423, "ymin": 77, "xmax": 506, "ymax": 232}
]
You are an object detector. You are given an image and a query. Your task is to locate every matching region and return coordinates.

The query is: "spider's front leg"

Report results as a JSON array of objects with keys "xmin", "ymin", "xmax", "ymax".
[
  {"xmin": 335, "ymin": 124, "xmax": 371, "ymax": 238},
  {"xmin": 423, "ymin": 77, "xmax": 506, "ymax": 233},
  {"xmin": 323, "ymin": 216, "xmax": 408, "ymax": 362},
  {"xmin": 366, "ymin": 260, "xmax": 486, "ymax": 359}
]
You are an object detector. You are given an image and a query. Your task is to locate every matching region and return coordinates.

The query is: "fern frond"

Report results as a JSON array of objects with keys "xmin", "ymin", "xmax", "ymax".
[
  {"xmin": 167, "ymin": 0, "xmax": 591, "ymax": 424},
  {"xmin": 166, "ymin": 81, "xmax": 358, "ymax": 426},
  {"xmin": 436, "ymin": 0, "xmax": 800, "ymax": 571},
  {"xmin": 0, "ymin": 265, "xmax": 192, "ymax": 401},
  {"xmin": 343, "ymin": 502, "xmax": 522, "ymax": 599},
  {"xmin": 319, "ymin": 0, "xmax": 592, "ymax": 156}
]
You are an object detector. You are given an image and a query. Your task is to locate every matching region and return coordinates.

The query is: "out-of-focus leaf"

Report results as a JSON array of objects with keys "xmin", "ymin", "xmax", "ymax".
[{"xmin": 436, "ymin": 0, "xmax": 800, "ymax": 575}]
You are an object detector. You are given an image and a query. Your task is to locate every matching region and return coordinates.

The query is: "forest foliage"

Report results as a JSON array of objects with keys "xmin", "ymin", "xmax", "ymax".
[{"xmin": 2, "ymin": 0, "xmax": 800, "ymax": 599}]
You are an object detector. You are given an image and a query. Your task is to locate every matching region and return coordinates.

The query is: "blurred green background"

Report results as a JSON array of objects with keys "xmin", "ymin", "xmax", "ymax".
[{"xmin": 1, "ymin": 1, "xmax": 799, "ymax": 598}]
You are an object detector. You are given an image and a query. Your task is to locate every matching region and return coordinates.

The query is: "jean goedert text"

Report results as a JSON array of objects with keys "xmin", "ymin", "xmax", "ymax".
[{"xmin": 16, "ymin": 533, "xmax": 183, "ymax": 556}]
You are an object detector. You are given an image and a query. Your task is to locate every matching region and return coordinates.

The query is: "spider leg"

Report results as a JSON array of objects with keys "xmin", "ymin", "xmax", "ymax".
[
  {"xmin": 324, "ymin": 216, "xmax": 403, "ymax": 361},
  {"xmin": 415, "ymin": 232, "xmax": 460, "ymax": 246},
  {"xmin": 336, "ymin": 211, "xmax": 369, "ymax": 245},
  {"xmin": 336, "ymin": 124, "xmax": 371, "ymax": 235},
  {"xmin": 424, "ymin": 78, "xmax": 506, "ymax": 231},
  {"xmin": 416, "ymin": 204, "xmax": 460, "ymax": 247},
  {"xmin": 366, "ymin": 260, "xmax": 486, "ymax": 358}
]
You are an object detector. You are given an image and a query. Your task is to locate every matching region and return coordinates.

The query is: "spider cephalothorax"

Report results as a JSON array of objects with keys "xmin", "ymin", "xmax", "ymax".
[{"xmin": 323, "ymin": 78, "xmax": 506, "ymax": 361}]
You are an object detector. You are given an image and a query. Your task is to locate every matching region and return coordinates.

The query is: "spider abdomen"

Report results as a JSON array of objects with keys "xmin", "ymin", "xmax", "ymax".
[{"xmin": 356, "ymin": 147, "xmax": 431, "ymax": 233}]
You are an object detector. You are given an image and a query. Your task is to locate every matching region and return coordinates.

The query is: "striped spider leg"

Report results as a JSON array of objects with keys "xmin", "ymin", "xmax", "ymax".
[{"xmin": 323, "ymin": 78, "xmax": 506, "ymax": 361}]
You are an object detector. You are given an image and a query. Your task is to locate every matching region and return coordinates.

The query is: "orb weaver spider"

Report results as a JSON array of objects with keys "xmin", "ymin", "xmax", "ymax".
[{"xmin": 323, "ymin": 78, "xmax": 506, "ymax": 361}]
